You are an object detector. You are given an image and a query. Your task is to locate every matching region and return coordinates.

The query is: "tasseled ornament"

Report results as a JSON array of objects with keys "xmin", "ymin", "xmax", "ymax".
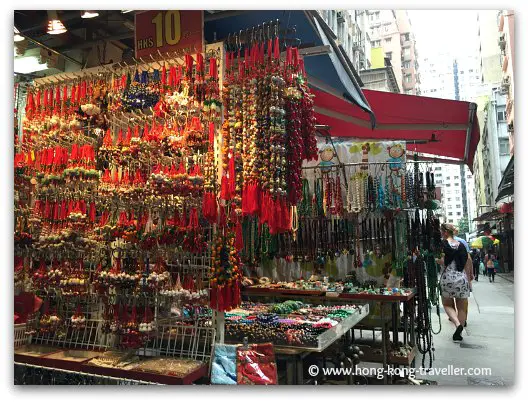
[
  {"xmin": 103, "ymin": 129, "xmax": 113, "ymax": 147},
  {"xmin": 223, "ymin": 286, "xmax": 233, "ymax": 312},
  {"xmin": 118, "ymin": 211, "xmax": 128, "ymax": 226},
  {"xmin": 218, "ymin": 205, "xmax": 227, "ymax": 227},
  {"xmin": 121, "ymin": 169, "xmax": 130, "ymax": 186},
  {"xmin": 202, "ymin": 192, "xmax": 217, "ymax": 224},
  {"xmin": 123, "ymin": 127, "xmax": 132, "ymax": 146},
  {"xmin": 133, "ymin": 169, "xmax": 145, "ymax": 185},
  {"xmin": 235, "ymin": 219, "xmax": 243, "ymax": 251},
  {"xmin": 116, "ymin": 129, "xmax": 124, "ymax": 146},
  {"xmin": 102, "ymin": 169, "xmax": 111, "ymax": 183},
  {"xmin": 100, "ymin": 210, "xmax": 109, "ymax": 227},
  {"xmin": 112, "ymin": 168, "xmax": 119, "ymax": 185},
  {"xmin": 89, "ymin": 202, "xmax": 96, "ymax": 223},
  {"xmin": 187, "ymin": 208, "xmax": 199, "ymax": 230}
]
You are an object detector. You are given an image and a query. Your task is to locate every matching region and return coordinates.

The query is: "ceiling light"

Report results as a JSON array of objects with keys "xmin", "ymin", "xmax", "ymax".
[
  {"xmin": 14, "ymin": 56, "xmax": 49, "ymax": 74},
  {"xmin": 14, "ymin": 27, "xmax": 24, "ymax": 42},
  {"xmin": 81, "ymin": 10, "xmax": 99, "ymax": 19},
  {"xmin": 121, "ymin": 10, "xmax": 134, "ymax": 13},
  {"xmin": 47, "ymin": 11, "xmax": 67, "ymax": 35}
]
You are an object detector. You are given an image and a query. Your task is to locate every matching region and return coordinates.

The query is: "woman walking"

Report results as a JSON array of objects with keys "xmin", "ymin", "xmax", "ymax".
[
  {"xmin": 437, "ymin": 223, "xmax": 471, "ymax": 342},
  {"xmin": 486, "ymin": 253, "xmax": 497, "ymax": 282}
]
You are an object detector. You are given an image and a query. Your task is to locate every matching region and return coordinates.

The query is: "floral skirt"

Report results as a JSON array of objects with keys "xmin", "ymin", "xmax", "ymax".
[{"xmin": 440, "ymin": 267, "xmax": 470, "ymax": 299}]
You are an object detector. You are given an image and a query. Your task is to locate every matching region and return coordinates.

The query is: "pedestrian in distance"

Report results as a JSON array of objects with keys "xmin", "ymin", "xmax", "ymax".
[
  {"xmin": 471, "ymin": 249, "xmax": 480, "ymax": 282},
  {"xmin": 436, "ymin": 223, "xmax": 471, "ymax": 342},
  {"xmin": 485, "ymin": 251, "xmax": 496, "ymax": 282}
]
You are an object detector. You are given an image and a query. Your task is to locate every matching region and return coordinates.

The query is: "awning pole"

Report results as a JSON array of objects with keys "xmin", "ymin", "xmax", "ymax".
[{"xmin": 464, "ymin": 102, "xmax": 477, "ymax": 163}]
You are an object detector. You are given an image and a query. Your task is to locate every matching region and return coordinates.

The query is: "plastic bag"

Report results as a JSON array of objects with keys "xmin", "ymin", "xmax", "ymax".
[
  {"xmin": 211, "ymin": 344, "xmax": 237, "ymax": 385},
  {"xmin": 236, "ymin": 342, "xmax": 278, "ymax": 385}
]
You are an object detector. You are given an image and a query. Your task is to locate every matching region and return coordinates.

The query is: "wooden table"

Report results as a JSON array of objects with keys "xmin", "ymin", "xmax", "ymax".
[{"xmin": 242, "ymin": 287, "xmax": 417, "ymax": 384}]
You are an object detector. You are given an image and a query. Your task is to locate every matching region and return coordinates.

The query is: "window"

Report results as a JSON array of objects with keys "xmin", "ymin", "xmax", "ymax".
[
  {"xmin": 404, "ymin": 74, "xmax": 412, "ymax": 83},
  {"xmin": 499, "ymin": 138, "xmax": 510, "ymax": 155},
  {"xmin": 455, "ymin": 190, "xmax": 460, "ymax": 194},
  {"xmin": 448, "ymin": 212, "xmax": 453, "ymax": 216},
  {"xmin": 457, "ymin": 212, "xmax": 462, "ymax": 216},
  {"xmin": 386, "ymin": 51, "xmax": 392, "ymax": 60},
  {"xmin": 447, "ymin": 198, "xmax": 452, "ymax": 202},
  {"xmin": 371, "ymin": 40, "xmax": 381, "ymax": 47},
  {"xmin": 460, "ymin": 70, "xmax": 464, "ymax": 74},
  {"xmin": 405, "ymin": 89, "xmax": 413, "ymax": 95},
  {"xmin": 456, "ymin": 204, "xmax": 461, "ymax": 208},
  {"xmin": 403, "ymin": 61, "xmax": 411, "ymax": 69},
  {"xmin": 454, "ymin": 182, "xmax": 460, "ymax": 186},
  {"xmin": 446, "ymin": 176, "xmax": 450, "ymax": 180},
  {"xmin": 403, "ymin": 47, "xmax": 411, "ymax": 56},
  {"xmin": 445, "ymin": 183, "xmax": 451, "ymax": 187},
  {"xmin": 456, "ymin": 197, "xmax": 461, "ymax": 201},
  {"xmin": 454, "ymin": 176, "xmax": 459, "ymax": 180},
  {"xmin": 435, "ymin": 173, "xmax": 442, "ymax": 177},
  {"xmin": 497, "ymin": 111, "xmax": 506, "ymax": 121},
  {"xmin": 435, "ymin": 167, "xmax": 441, "ymax": 171},
  {"xmin": 403, "ymin": 33, "xmax": 410, "ymax": 41},
  {"xmin": 449, "ymin": 219, "xmax": 454, "ymax": 223}
]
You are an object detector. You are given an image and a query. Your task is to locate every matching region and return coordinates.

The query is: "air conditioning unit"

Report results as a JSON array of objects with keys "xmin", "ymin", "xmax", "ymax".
[
  {"xmin": 507, "ymin": 122, "xmax": 514, "ymax": 133},
  {"xmin": 498, "ymin": 33, "xmax": 506, "ymax": 50}
]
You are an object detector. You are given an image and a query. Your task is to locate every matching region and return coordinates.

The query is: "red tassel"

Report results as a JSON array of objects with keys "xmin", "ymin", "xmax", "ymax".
[
  {"xmin": 112, "ymin": 169, "xmax": 119, "ymax": 185},
  {"xmin": 223, "ymin": 286, "xmax": 232, "ymax": 312},
  {"xmin": 209, "ymin": 286, "xmax": 218, "ymax": 310},
  {"xmin": 220, "ymin": 176, "xmax": 230, "ymax": 201},
  {"xmin": 100, "ymin": 210, "xmax": 109, "ymax": 226},
  {"xmin": 59, "ymin": 200, "xmax": 65, "ymax": 220},
  {"xmin": 218, "ymin": 205, "xmax": 227, "ymax": 227},
  {"xmin": 116, "ymin": 129, "xmax": 123, "ymax": 146},
  {"xmin": 103, "ymin": 129, "xmax": 113, "ymax": 147},
  {"xmin": 124, "ymin": 127, "xmax": 132, "ymax": 146},
  {"xmin": 67, "ymin": 200, "xmax": 74, "ymax": 217},
  {"xmin": 89, "ymin": 202, "xmax": 96, "ymax": 222},
  {"xmin": 102, "ymin": 169, "xmax": 111, "ymax": 183},
  {"xmin": 121, "ymin": 169, "xmax": 130, "ymax": 186},
  {"xmin": 235, "ymin": 220, "xmax": 243, "ymax": 251}
]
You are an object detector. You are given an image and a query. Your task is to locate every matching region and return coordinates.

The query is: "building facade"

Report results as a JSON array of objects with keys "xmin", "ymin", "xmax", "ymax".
[
  {"xmin": 417, "ymin": 47, "xmax": 480, "ymax": 231},
  {"xmin": 367, "ymin": 10, "xmax": 419, "ymax": 94},
  {"xmin": 318, "ymin": 10, "xmax": 372, "ymax": 74},
  {"xmin": 498, "ymin": 10, "xmax": 514, "ymax": 154}
]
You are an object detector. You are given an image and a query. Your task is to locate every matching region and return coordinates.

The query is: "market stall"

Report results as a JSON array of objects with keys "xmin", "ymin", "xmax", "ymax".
[{"xmin": 14, "ymin": 10, "xmax": 480, "ymax": 385}]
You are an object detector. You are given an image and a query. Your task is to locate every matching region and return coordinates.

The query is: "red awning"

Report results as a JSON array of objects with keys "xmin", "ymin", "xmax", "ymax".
[{"xmin": 313, "ymin": 88, "xmax": 480, "ymax": 169}]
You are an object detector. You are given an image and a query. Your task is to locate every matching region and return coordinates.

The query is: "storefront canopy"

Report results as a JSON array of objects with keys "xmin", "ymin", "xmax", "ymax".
[
  {"xmin": 313, "ymin": 88, "xmax": 480, "ymax": 169},
  {"xmin": 496, "ymin": 155, "xmax": 514, "ymax": 202},
  {"xmin": 204, "ymin": 10, "xmax": 375, "ymax": 125}
]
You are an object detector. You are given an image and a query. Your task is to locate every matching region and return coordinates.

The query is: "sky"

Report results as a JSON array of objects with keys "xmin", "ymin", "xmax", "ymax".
[{"xmin": 407, "ymin": 10, "xmax": 480, "ymax": 59}]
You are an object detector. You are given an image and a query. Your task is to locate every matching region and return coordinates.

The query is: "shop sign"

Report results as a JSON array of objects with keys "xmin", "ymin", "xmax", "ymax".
[{"xmin": 134, "ymin": 11, "xmax": 203, "ymax": 58}]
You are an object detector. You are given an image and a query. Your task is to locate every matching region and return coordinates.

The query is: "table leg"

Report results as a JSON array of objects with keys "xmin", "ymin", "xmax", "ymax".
[
  {"xmin": 403, "ymin": 301, "xmax": 409, "ymax": 345},
  {"xmin": 286, "ymin": 359, "xmax": 295, "ymax": 385},
  {"xmin": 410, "ymin": 298, "xmax": 416, "ymax": 347},
  {"xmin": 381, "ymin": 302, "xmax": 388, "ymax": 385},
  {"xmin": 392, "ymin": 302, "xmax": 399, "ymax": 345},
  {"xmin": 296, "ymin": 354, "xmax": 304, "ymax": 385}
]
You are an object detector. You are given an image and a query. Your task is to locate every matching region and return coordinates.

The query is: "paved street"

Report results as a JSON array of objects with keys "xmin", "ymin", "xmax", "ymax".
[{"xmin": 418, "ymin": 273, "xmax": 515, "ymax": 386}]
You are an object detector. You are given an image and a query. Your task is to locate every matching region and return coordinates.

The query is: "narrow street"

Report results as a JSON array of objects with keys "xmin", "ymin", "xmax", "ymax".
[{"xmin": 419, "ymin": 274, "xmax": 514, "ymax": 385}]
